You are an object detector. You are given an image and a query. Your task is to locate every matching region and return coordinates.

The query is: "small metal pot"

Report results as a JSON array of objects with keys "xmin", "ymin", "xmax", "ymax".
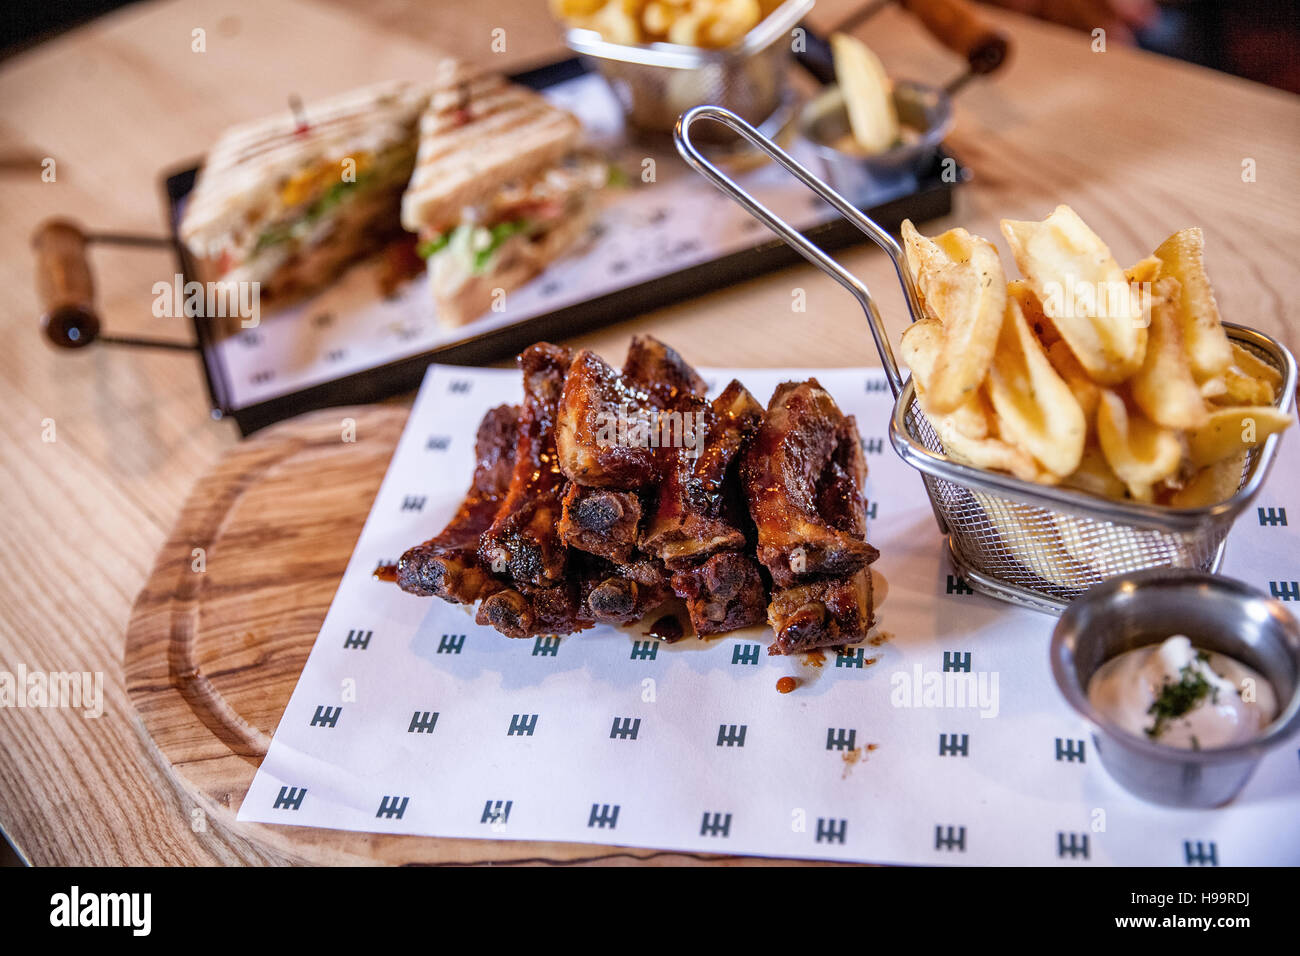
[
  {"xmin": 799, "ymin": 80, "xmax": 954, "ymax": 206},
  {"xmin": 565, "ymin": 0, "xmax": 814, "ymax": 138},
  {"xmin": 1050, "ymin": 569, "xmax": 1300, "ymax": 808}
]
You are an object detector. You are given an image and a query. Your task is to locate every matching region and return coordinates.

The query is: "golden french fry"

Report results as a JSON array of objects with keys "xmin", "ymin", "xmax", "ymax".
[
  {"xmin": 642, "ymin": 1, "xmax": 677, "ymax": 36},
  {"xmin": 1000, "ymin": 205, "xmax": 1147, "ymax": 385},
  {"xmin": 592, "ymin": 2, "xmax": 644, "ymax": 43},
  {"xmin": 901, "ymin": 318, "xmax": 988, "ymax": 439},
  {"xmin": 1096, "ymin": 389, "xmax": 1183, "ymax": 502},
  {"xmin": 1046, "ymin": 339, "xmax": 1100, "ymax": 423},
  {"xmin": 902, "ymin": 318, "xmax": 1045, "ymax": 477},
  {"xmin": 1125, "ymin": 256, "xmax": 1161, "ymax": 285},
  {"xmin": 931, "ymin": 404, "xmax": 1045, "ymax": 482},
  {"xmin": 987, "ymin": 298, "xmax": 1086, "ymax": 478},
  {"xmin": 1008, "ymin": 279, "xmax": 1059, "ymax": 348},
  {"xmin": 1185, "ymin": 405, "xmax": 1293, "ymax": 468},
  {"xmin": 699, "ymin": 0, "xmax": 761, "ymax": 47},
  {"xmin": 1230, "ymin": 342, "xmax": 1283, "ymax": 391},
  {"xmin": 1130, "ymin": 277, "xmax": 1208, "ymax": 430},
  {"xmin": 1215, "ymin": 364, "xmax": 1275, "ymax": 407},
  {"xmin": 1060, "ymin": 441, "xmax": 1127, "ymax": 500},
  {"xmin": 831, "ymin": 32, "xmax": 899, "ymax": 155},
  {"xmin": 1169, "ymin": 451, "xmax": 1249, "ymax": 508},
  {"xmin": 898, "ymin": 220, "xmax": 1006, "ymax": 415},
  {"xmin": 1153, "ymin": 227, "xmax": 1232, "ymax": 384}
]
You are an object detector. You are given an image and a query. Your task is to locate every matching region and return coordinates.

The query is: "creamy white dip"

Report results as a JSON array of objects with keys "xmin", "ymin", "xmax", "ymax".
[{"xmin": 1087, "ymin": 635, "xmax": 1277, "ymax": 749}]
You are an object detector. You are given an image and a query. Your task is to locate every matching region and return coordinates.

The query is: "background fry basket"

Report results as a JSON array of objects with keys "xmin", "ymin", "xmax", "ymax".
[{"xmin": 675, "ymin": 105, "xmax": 1298, "ymax": 613}]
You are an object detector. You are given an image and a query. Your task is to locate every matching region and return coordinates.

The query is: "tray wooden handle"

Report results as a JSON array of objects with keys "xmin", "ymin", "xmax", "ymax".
[
  {"xmin": 902, "ymin": 0, "xmax": 1010, "ymax": 75},
  {"xmin": 32, "ymin": 218, "xmax": 100, "ymax": 347}
]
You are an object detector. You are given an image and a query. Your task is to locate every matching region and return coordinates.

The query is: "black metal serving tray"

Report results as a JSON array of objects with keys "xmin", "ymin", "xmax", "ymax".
[{"xmin": 164, "ymin": 57, "xmax": 962, "ymax": 435}]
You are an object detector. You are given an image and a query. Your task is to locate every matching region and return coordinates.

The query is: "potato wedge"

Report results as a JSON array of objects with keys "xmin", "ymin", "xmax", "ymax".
[
  {"xmin": 1060, "ymin": 441, "xmax": 1127, "ymax": 500},
  {"xmin": 831, "ymin": 32, "xmax": 899, "ymax": 155},
  {"xmin": 1000, "ymin": 205, "xmax": 1146, "ymax": 385},
  {"xmin": 987, "ymin": 299, "xmax": 1086, "ymax": 478},
  {"xmin": 1153, "ymin": 227, "xmax": 1232, "ymax": 384},
  {"xmin": 1008, "ymin": 279, "xmax": 1059, "ymax": 348},
  {"xmin": 1046, "ymin": 339, "xmax": 1100, "ymax": 423},
  {"xmin": 930, "ymin": 402, "xmax": 1045, "ymax": 483},
  {"xmin": 901, "ymin": 318, "xmax": 988, "ymax": 440},
  {"xmin": 1215, "ymin": 364, "xmax": 1275, "ymax": 407},
  {"xmin": 1130, "ymin": 277, "xmax": 1208, "ymax": 430},
  {"xmin": 1185, "ymin": 405, "xmax": 1293, "ymax": 468},
  {"xmin": 898, "ymin": 221, "xmax": 1006, "ymax": 414},
  {"xmin": 1095, "ymin": 389, "xmax": 1183, "ymax": 502},
  {"xmin": 1169, "ymin": 451, "xmax": 1249, "ymax": 508},
  {"xmin": 1125, "ymin": 256, "xmax": 1162, "ymax": 285}
]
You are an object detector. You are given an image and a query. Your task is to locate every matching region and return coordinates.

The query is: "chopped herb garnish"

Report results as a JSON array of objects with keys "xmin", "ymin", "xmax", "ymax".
[
  {"xmin": 606, "ymin": 163, "xmax": 629, "ymax": 188},
  {"xmin": 1145, "ymin": 663, "xmax": 1214, "ymax": 739}
]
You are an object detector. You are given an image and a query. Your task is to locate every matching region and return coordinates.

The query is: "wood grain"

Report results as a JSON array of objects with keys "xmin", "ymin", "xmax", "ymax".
[{"xmin": 0, "ymin": 0, "xmax": 1296, "ymax": 865}]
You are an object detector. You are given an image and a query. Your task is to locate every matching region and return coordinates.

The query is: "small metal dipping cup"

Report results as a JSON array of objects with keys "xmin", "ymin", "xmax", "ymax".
[
  {"xmin": 1050, "ymin": 569, "xmax": 1300, "ymax": 808},
  {"xmin": 799, "ymin": 80, "xmax": 954, "ymax": 206}
]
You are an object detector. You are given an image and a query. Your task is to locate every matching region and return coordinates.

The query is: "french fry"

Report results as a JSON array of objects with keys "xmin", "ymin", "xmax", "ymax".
[
  {"xmin": 930, "ymin": 403, "xmax": 1045, "ymax": 483},
  {"xmin": 1215, "ymin": 364, "xmax": 1275, "ymax": 407},
  {"xmin": 699, "ymin": 0, "xmax": 761, "ymax": 47},
  {"xmin": 901, "ymin": 318, "xmax": 988, "ymax": 439},
  {"xmin": 1169, "ymin": 451, "xmax": 1249, "ymax": 508},
  {"xmin": 1229, "ymin": 341, "xmax": 1283, "ymax": 391},
  {"xmin": 1000, "ymin": 205, "xmax": 1146, "ymax": 385},
  {"xmin": 1129, "ymin": 277, "xmax": 1208, "ymax": 430},
  {"xmin": 1125, "ymin": 256, "xmax": 1161, "ymax": 285},
  {"xmin": 902, "ymin": 318, "xmax": 1044, "ymax": 479},
  {"xmin": 1096, "ymin": 389, "xmax": 1183, "ymax": 502},
  {"xmin": 1185, "ymin": 405, "xmax": 1294, "ymax": 468},
  {"xmin": 899, "ymin": 220, "xmax": 1006, "ymax": 415},
  {"xmin": 591, "ymin": 1, "xmax": 643, "ymax": 43},
  {"xmin": 1008, "ymin": 279, "xmax": 1059, "ymax": 348},
  {"xmin": 987, "ymin": 298, "xmax": 1086, "ymax": 478},
  {"xmin": 1060, "ymin": 442, "xmax": 1127, "ymax": 500},
  {"xmin": 831, "ymin": 32, "xmax": 900, "ymax": 155},
  {"xmin": 1046, "ymin": 339, "xmax": 1100, "ymax": 422},
  {"xmin": 1153, "ymin": 227, "xmax": 1232, "ymax": 384}
]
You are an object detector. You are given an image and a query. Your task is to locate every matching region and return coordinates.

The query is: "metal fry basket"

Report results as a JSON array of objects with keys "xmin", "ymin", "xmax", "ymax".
[{"xmin": 675, "ymin": 105, "xmax": 1298, "ymax": 614}]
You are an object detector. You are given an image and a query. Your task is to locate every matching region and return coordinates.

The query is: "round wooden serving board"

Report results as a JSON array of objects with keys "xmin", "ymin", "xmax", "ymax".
[{"xmin": 124, "ymin": 405, "xmax": 831, "ymax": 866}]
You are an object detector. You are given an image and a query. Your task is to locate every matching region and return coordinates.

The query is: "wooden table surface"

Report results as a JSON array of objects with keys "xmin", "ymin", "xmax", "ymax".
[{"xmin": 0, "ymin": 0, "xmax": 1296, "ymax": 865}]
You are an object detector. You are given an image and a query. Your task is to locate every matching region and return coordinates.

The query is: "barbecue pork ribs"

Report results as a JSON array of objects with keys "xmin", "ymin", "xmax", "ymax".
[
  {"xmin": 389, "ymin": 342, "xmax": 879, "ymax": 655},
  {"xmin": 742, "ymin": 379, "xmax": 880, "ymax": 654}
]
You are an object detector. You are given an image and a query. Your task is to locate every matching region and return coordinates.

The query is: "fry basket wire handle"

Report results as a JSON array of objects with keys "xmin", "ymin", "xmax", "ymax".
[{"xmin": 673, "ymin": 104, "xmax": 923, "ymax": 398}]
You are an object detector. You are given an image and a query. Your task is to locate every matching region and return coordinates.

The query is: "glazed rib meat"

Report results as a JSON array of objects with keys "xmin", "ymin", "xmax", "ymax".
[
  {"xmin": 586, "ymin": 558, "xmax": 672, "ymax": 626},
  {"xmin": 641, "ymin": 379, "xmax": 764, "ymax": 568},
  {"xmin": 478, "ymin": 342, "xmax": 573, "ymax": 587},
  {"xmin": 395, "ymin": 403, "xmax": 519, "ymax": 602},
  {"xmin": 558, "ymin": 484, "xmax": 643, "ymax": 563},
  {"xmin": 742, "ymin": 379, "xmax": 879, "ymax": 588},
  {"xmin": 477, "ymin": 581, "xmax": 594, "ymax": 639},
  {"xmin": 555, "ymin": 348, "xmax": 659, "ymax": 488},
  {"xmin": 669, "ymin": 551, "xmax": 767, "ymax": 636},
  {"xmin": 766, "ymin": 568, "xmax": 874, "ymax": 656},
  {"xmin": 388, "ymin": 340, "xmax": 879, "ymax": 658},
  {"xmin": 621, "ymin": 334, "xmax": 709, "ymax": 410}
]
